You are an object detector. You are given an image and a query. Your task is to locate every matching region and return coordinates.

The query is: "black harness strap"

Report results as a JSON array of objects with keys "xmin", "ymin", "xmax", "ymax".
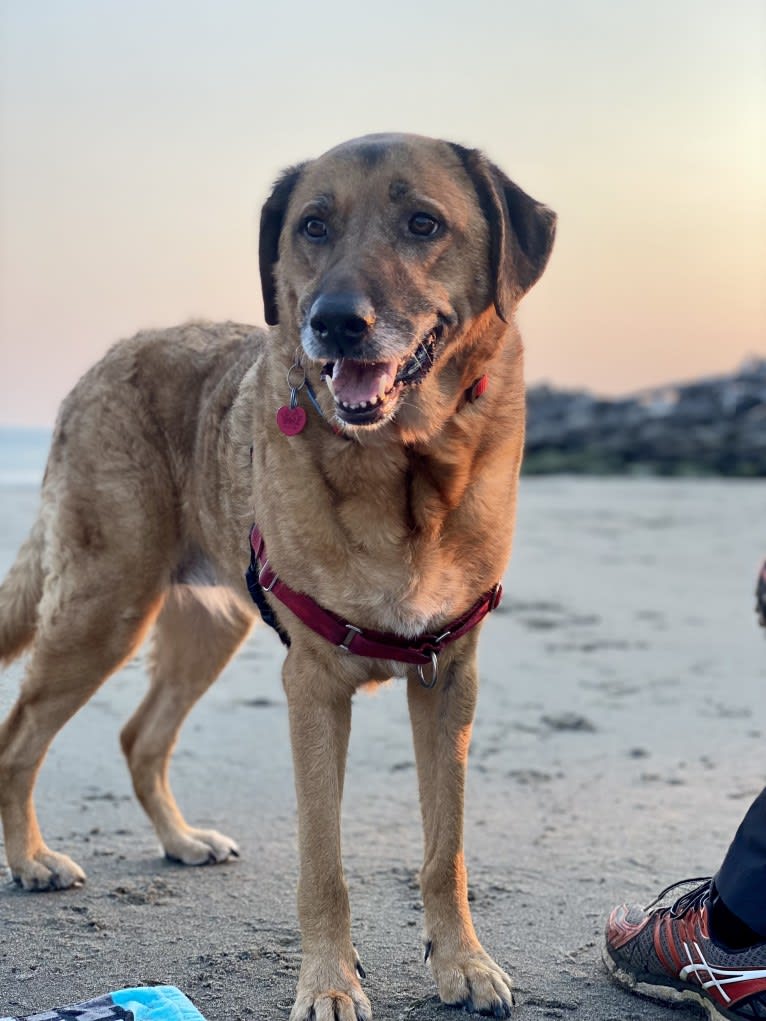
[{"xmin": 245, "ymin": 542, "xmax": 291, "ymax": 647}]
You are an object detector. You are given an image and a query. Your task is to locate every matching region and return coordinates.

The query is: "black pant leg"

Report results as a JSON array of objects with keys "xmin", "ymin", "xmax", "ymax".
[{"xmin": 715, "ymin": 786, "xmax": 766, "ymax": 938}]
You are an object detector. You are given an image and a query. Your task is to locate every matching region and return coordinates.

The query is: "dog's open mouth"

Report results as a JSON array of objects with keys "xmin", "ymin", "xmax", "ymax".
[{"xmin": 321, "ymin": 328, "xmax": 440, "ymax": 426}]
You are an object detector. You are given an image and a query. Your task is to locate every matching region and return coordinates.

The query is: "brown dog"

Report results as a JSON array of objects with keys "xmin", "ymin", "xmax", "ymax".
[{"xmin": 0, "ymin": 134, "xmax": 555, "ymax": 1019}]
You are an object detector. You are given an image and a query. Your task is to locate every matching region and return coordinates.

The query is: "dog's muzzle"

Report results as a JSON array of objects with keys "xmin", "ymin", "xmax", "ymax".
[{"xmin": 318, "ymin": 325, "xmax": 443, "ymax": 426}]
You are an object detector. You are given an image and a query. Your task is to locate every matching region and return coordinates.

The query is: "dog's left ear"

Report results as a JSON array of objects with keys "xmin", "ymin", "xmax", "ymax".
[
  {"xmin": 450, "ymin": 144, "xmax": 557, "ymax": 322},
  {"xmin": 258, "ymin": 162, "xmax": 306, "ymax": 326}
]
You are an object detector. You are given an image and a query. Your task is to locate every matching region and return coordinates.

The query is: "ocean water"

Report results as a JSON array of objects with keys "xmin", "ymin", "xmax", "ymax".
[{"xmin": 0, "ymin": 427, "xmax": 52, "ymax": 487}]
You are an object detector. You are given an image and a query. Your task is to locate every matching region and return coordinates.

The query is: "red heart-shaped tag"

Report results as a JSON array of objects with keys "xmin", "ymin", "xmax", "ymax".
[{"xmin": 276, "ymin": 405, "xmax": 307, "ymax": 436}]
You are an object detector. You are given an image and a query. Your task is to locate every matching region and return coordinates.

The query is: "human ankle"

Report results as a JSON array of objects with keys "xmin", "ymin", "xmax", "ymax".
[{"xmin": 709, "ymin": 885, "xmax": 764, "ymax": 950}]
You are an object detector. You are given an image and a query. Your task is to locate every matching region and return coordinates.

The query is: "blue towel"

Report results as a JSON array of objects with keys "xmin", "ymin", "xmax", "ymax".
[{"xmin": 1, "ymin": 985, "xmax": 207, "ymax": 1021}]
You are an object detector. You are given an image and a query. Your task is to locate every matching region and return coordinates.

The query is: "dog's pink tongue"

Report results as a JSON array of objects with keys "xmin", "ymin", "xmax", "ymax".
[{"xmin": 330, "ymin": 358, "xmax": 398, "ymax": 405}]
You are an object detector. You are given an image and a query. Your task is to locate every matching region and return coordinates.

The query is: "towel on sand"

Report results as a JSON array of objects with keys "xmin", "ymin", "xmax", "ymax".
[{"xmin": 0, "ymin": 986, "xmax": 206, "ymax": 1021}]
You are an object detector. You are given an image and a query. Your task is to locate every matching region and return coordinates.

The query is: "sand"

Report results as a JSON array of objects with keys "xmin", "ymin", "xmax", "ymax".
[{"xmin": 1, "ymin": 476, "xmax": 765, "ymax": 1020}]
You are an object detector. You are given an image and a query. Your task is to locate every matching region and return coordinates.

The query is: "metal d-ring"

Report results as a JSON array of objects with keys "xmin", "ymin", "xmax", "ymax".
[{"xmin": 417, "ymin": 651, "xmax": 439, "ymax": 689}]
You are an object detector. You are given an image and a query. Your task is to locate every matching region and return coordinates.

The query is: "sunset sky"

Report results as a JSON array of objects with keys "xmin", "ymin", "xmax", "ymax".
[{"xmin": 1, "ymin": 0, "xmax": 764, "ymax": 426}]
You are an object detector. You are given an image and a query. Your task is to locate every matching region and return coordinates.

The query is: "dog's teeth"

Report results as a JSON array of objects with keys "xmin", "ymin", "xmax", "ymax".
[{"xmin": 336, "ymin": 396, "xmax": 384, "ymax": 413}]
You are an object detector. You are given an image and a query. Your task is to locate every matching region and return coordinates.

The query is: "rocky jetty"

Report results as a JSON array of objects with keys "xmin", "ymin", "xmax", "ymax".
[{"xmin": 524, "ymin": 358, "xmax": 766, "ymax": 475}]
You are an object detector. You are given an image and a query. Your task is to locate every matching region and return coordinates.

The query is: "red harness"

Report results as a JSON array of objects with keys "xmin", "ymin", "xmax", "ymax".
[
  {"xmin": 247, "ymin": 524, "xmax": 502, "ymax": 686},
  {"xmin": 245, "ymin": 371, "xmax": 501, "ymax": 686}
]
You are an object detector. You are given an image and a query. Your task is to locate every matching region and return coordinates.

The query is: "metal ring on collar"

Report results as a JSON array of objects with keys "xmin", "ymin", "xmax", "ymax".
[
  {"xmin": 417, "ymin": 651, "xmax": 439, "ymax": 689},
  {"xmin": 286, "ymin": 363, "xmax": 306, "ymax": 391}
]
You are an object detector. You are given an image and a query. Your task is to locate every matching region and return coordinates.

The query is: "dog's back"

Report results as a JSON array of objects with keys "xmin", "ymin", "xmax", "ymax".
[{"xmin": 0, "ymin": 319, "xmax": 261, "ymax": 670}]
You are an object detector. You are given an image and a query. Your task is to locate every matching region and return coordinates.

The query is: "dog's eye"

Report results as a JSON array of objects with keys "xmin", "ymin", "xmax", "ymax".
[
  {"xmin": 408, "ymin": 213, "xmax": 440, "ymax": 237},
  {"xmin": 303, "ymin": 218, "xmax": 328, "ymax": 240}
]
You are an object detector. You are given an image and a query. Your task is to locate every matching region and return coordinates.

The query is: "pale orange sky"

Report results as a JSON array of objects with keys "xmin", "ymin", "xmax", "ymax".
[{"xmin": 1, "ymin": 0, "xmax": 764, "ymax": 426}]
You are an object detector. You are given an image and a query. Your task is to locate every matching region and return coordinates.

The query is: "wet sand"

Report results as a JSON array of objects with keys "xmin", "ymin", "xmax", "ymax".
[{"xmin": 1, "ymin": 477, "xmax": 765, "ymax": 1020}]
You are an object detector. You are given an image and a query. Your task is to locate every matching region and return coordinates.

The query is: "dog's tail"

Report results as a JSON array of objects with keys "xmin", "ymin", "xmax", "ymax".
[{"xmin": 0, "ymin": 516, "xmax": 44, "ymax": 667}]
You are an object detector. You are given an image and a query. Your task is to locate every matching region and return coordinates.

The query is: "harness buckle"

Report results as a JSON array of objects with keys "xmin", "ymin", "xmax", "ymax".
[
  {"xmin": 258, "ymin": 560, "xmax": 277, "ymax": 593},
  {"xmin": 338, "ymin": 624, "xmax": 362, "ymax": 652},
  {"xmin": 489, "ymin": 583, "xmax": 503, "ymax": 611}
]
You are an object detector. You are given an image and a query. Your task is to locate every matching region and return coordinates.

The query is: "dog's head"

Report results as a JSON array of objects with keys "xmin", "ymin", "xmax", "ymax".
[{"xmin": 259, "ymin": 133, "xmax": 556, "ymax": 430}]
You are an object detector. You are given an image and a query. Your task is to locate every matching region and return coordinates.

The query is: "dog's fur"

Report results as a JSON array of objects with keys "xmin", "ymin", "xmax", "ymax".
[{"xmin": 0, "ymin": 134, "xmax": 555, "ymax": 1020}]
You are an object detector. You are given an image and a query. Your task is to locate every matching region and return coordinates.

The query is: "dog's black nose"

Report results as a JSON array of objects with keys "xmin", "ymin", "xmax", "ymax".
[{"xmin": 309, "ymin": 293, "xmax": 375, "ymax": 352}]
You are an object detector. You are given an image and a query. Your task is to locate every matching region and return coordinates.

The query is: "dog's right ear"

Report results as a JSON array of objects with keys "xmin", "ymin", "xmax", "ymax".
[{"xmin": 258, "ymin": 163, "xmax": 306, "ymax": 326}]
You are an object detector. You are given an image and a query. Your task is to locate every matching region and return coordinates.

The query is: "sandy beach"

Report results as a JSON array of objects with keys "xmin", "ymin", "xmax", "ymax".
[{"xmin": 1, "ymin": 476, "xmax": 764, "ymax": 1020}]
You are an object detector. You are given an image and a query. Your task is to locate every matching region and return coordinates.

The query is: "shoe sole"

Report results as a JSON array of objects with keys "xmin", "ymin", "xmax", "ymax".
[{"xmin": 602, "ymin": 944, "xmax": 741, "ymax": 1021}]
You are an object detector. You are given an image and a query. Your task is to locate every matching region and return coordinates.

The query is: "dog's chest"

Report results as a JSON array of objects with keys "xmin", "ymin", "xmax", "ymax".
[
  {"xmin": 306, "ymin": 465, "xmax": 502, "ymax": 637},
  {"xmin": 250, "ymin": 420, "xmax": 515, "ymax": 638}
]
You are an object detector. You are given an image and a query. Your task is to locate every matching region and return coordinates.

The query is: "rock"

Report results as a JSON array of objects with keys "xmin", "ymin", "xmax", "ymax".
[{"xmin": 524, "ymin": 357, "xmax": 766, "ymax": 475}]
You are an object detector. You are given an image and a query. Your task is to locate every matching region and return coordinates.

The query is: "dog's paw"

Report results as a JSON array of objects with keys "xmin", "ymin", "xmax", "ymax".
[
  {"xmin": 429, "ymin": 946, "xmax": 513, "ymax": 1018},
  {"xmin": 290, "ymin": 986, "xmax": 371, "ymax": 1021},
  {"xmin": 11, "ymin": 848, "xmax": 86, "ymax": 892},
  {"xmin": 290, "ymin": 956, "xmax": 371, "ymax": 1021},
  {"xmin": 163, "ymin": 827, "xmax": 239, "ymax": 866}
]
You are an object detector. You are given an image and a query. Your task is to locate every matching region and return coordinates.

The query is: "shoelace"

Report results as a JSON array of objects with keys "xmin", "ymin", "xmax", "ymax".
[{"xmin": 644, "ymin": 876, "xmax": 712, "ymax": 918}]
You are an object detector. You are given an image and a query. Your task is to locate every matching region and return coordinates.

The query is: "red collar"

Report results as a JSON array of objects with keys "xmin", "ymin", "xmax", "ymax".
[
  {"xmin": 245, "ymin": 524, "xmax": 502, "ymax": 687},
  {"xmin": 463, "ymin": 373, "xmax": 490, "ymax": 404}
]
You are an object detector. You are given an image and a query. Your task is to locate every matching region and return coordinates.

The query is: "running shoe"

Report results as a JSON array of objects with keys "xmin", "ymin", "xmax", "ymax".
[{"xmin": 604, "ymin": 878, "xmax": 766, "ymax": 1019}]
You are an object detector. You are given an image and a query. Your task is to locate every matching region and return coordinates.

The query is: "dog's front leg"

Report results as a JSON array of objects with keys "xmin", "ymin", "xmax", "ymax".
[
  {"xmin": 283, "ymin": 646, "xmax": 371, "ymax": 1021},
  {"xmin": 407, "ymin": 639, "xmax": 514, "ymax": 1018}
]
